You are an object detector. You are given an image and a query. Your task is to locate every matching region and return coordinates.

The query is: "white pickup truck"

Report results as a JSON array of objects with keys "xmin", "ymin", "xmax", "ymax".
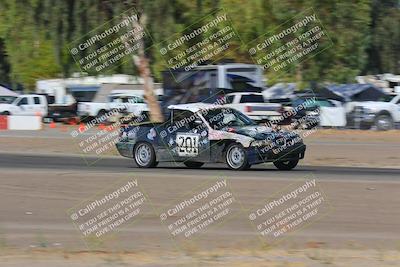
[
  {"xmin": 0, "ymin": 94, "xmax": 48, "ymax": 116},
  {"xmin": 77, "ymin": 93, "xmax": 148, "ymax": 119},
  {"xmin": 223, "ymin": 92, "xmax": 284, "ymax": 123},
  {"xmin": 347, "ymin": 94, "xmax": 400, "ymax": 130}
]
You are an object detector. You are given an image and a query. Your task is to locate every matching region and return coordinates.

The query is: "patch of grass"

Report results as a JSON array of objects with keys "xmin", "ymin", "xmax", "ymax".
[
  {"xmin": 35, "ymin": 233, "xmax": 48, "ymax": 248},
  {"xmin": 0, "ymin": 230, "xmax": 8, "ymax": 251}
]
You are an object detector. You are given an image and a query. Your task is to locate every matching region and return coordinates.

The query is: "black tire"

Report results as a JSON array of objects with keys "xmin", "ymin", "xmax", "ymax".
[
  {"xmin": 184, "ymin": 161, "xmax": 204, "ymax": 168},
  {"xmin": 225, "ymin": 143, "xmax": 250, "ymax": 170},
  {"xmin": 374, "ymin": 114, "xmax": 393, "ymax": 131},
  {"xmin": 133, "ymin": 142, "xmax": 157, "ymax": 168},
  {"xmin": 1, "ymin": 111, "xmax": 10, "ymax": 115},
  {"xmin": 97, "ymin": 110, "xmax": 107, "ymax": 119},
  {"xmin": 273, "ymin": 158, "xmax": 299, "ymax": 170},
  {"xmin": 359, "ymin": 123, "xmax": 372, "ymax": 130}
]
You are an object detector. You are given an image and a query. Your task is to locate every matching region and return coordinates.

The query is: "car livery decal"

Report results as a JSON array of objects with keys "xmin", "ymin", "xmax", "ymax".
[
  {"xmin": 208, "ymin": 128, "xmax": 254, "ymax": 147},
  {"xmin": 176, "ymin": 133, "xmax": 200, "ymax": 157}
]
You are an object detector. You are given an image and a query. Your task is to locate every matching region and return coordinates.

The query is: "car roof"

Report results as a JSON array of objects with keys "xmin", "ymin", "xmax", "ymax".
[
  {"xmin": 19, "ymin": 94, "xmax": 45, "ymax": 97},
  {"xmin": 226, "ymin": 92, "xmax": 263, "ymax": 96},
  {"xmin": 109, "ymin": 93, "xmax": 142, "ymax": 97},
  {"xmin": 193, "ymin": 63, "xmax": 258, "ymax": 70},
  {"xmin": 168, "ymin": 103, "xmax": 223, "ymax": 112}
]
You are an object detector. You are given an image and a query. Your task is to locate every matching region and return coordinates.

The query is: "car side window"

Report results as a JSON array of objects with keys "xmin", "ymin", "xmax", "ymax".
[
  {"xmin": 110, "ymin": 96, "xmax": 120, "ymax": 103},
  {"xmin": 316, "ymin": 100, "xmax": 334, "ymax": 107},
  {"xmin": 226, "ymin": 95, "xmax": 235, "ymax": 104},
  {"xmin": 34, "ymin": 97, "xmax": 41, "ymax": 104},
  {"xmin": 17, "ymin": 97, "xmax": 28, "ymax": 106},
  {"xmin": 172, "ymin": 110, "xmax": 200, "ymax": 130},
  {"xmin": 134, "ymin": 97, "xmax": 145, "ymax": 103}
]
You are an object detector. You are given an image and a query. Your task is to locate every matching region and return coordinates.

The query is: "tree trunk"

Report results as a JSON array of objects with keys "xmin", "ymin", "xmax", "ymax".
[{"xmin": 124, "ymin": 13, "xmax": 164, "ymax": 123}]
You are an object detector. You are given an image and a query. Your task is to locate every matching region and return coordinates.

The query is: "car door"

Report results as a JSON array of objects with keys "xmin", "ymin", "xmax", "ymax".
[
  {"xmin": 319, "ymin": 99, "xmax": 346, "ymax": 127},
  {"xmin": 15, "ymin": 96, "xmax": 30, "ymax": 115},
  {"xmin": 394, "ymin": 97, "xmax": 400, "ymax": 122},
  {"xmin": 32, "ymin": 96, "xmax": 47, "ymax": 116},
  {"xmin": 165, "ymin": 109, "xmax": 210, "ymax": 162},
  {"xmin": 126, "ymin": 96, "xmax": 146, "ymax": 116},
  {"xmin": 109, "ymin": 96, "xmax": 126, "ymax": 112}
]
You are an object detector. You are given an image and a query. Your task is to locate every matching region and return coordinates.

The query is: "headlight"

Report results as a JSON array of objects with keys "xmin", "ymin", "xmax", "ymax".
[
  {"xmin": 355, "ymin": 106, "xmax": 374, "ymax": 114},
  {"xmin": 251, "ymin": 139, "xmax": 272, "ymax": 147},
  {"xmin": 363, "ymin": 108, "xmax": 376, "ymax": 114}
]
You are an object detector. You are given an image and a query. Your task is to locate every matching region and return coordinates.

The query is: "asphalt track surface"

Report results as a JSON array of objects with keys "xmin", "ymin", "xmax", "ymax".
[
  {"xmin": 1, "ymin": 152, "xmax": 399, "ymax": 251},
  {"xmin": 1, "ymin": 152, "xmax": 399, "ymax": 180}
]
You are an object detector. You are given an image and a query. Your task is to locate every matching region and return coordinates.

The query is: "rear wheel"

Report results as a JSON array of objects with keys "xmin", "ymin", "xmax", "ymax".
[
  {"xmin": 133, "ymin": 142, "xmax": 157, "ymax": 168},
  {"xmin": 273, "ymin": 158, "xmax": 299, "ymax": 170},
  {"xmin": 184, "ymin": 161, "xmax": 204, "ymax": 168},
  {"xmin": 225, "ymin": 143, "xmax": 250, "ymax": 170},
  {"xmin": 96, "ymin": 110, "xmax": 107, "ymax": 121}
]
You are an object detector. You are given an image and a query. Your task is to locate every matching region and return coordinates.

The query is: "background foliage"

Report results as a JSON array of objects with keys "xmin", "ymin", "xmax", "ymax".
[{"xmin": 0, "ymin": 0, "xmax": 399, "ymax": 90}]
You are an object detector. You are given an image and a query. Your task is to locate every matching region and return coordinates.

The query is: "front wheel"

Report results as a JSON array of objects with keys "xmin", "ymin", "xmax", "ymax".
[
  {"xmin": 273, "ymin": 158, "xmax": 299, "ymax": 170},
  {"xmin": 225, "ymin": 143, "xmax": 250, "ymax": 170},
  {"xmin": 133, "ymin": 142, "xmax": 157, "ymax": 168},
  {"xmin": 184, "ymin": 161, "xmax": 204, "ymax": 168},
  {"xmin": 375, "ymin": 114, "xmax": 393, "ymax": 131}
]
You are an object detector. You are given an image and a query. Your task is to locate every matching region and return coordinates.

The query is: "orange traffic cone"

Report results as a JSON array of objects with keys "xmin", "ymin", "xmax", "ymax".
[{"xmin": 78, "ymin": 123, "xmax": 86, "ymax": 133}]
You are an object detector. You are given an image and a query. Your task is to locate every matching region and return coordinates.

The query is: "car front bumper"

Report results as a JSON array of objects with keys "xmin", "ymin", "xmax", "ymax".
[
  {"xmin": 346, "ymin": 112, "xmax": 376, "ymax": 127},
  {"xmin": 116, "ymin": 140, "xmax": 135, "ymax": 158},
  {"xmin": 247, "ymin": 143, "xmax": 306, "ymax": 165}
]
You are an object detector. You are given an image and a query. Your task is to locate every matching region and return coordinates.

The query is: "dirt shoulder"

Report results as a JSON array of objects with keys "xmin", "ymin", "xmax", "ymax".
[{"xmin": 1, "ymin": 248, "xmax": 399, "ymax": 267}]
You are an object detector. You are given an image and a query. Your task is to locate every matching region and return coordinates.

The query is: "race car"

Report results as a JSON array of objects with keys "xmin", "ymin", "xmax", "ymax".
[{"xmin": 116, "ymin": 103, "xmax": 306, "ymax": 170}]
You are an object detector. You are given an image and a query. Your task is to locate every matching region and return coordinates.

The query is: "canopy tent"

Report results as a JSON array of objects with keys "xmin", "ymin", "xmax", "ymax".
[
  {"xmin": 226, "ymin": 73, "xmax": 262, "ymax": 92},
  {"xmin": 0, "ymin": 85, "xmax": 18, "ymax": 96},
  {"xmin": 263, "ymin": 83, "xmax": 297, "ymax": 100},
  {"xmin": 318, "ymin": 84, "xmax": 386, "ymax": 102}
]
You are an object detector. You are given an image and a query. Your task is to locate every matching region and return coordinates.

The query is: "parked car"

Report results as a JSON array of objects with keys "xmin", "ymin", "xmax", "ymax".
[
  {"xmin": 346, "ymin": 94, "xmax": 400, "ymax": 130},
  {"xmin": 77, "ymin": 93, "xmax": 148, "ymax": 119},
  {"xmin": 0, "ymin": 94, "xmax": 48, "ymax": 116},
  {"xmin": 268, "ymin": 95, "xmax": 346, "ymax": 128},
  {"xmin": 116, "ymin": 103, "xmax": 306, "ymax": 170},
  {"xmin": 223, "ymin": 92, "xmax": 285, "ymax": 123},
  {"xmin": 268, "ymin": 96, "xmax": 319, "ymax": 128}
]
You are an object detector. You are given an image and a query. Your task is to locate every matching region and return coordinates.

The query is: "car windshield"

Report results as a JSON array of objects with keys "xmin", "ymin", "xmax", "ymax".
[
  {"xmin": 202, "ymin": 108, "xmax": 257, "ymax": 130},
  {"xmin": 0, "ymin": 96, "xmax": 17, "ymax": 104},
  {"xmin": 293, "ymin": 98, "xmax": 319, "ymax": 109},
  {"xmin": 377, "ymin": 95, "xmax": 395, "ymax": 102},
  {"xmin": 239, "ymin": 94, "xmax": 264, "ymax": 103}
]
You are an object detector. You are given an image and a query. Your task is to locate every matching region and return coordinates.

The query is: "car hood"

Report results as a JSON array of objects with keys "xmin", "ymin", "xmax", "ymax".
[
  {"xmin": 0, "ymin": 104, "xmax": 14, "ymax": 110},
  {"xmin": 226, "ymin": 125, "xmax": 295, "ymax": 141},
  {"xmin": 350, "ymin": 101, "xmax": 394, "ymax": 109}
]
